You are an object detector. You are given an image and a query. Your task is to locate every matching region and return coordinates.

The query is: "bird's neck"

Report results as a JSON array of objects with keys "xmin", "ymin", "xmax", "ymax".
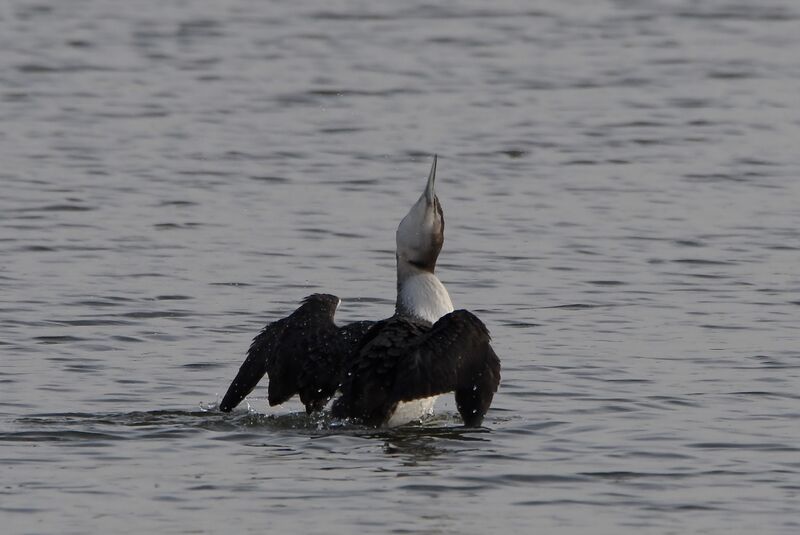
[{"xmin": 396, "ymin": 262, "xmax": 454, "ymax": 324}]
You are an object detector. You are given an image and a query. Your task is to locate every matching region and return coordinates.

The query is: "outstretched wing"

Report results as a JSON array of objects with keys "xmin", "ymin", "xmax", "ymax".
[
  {"xmin": 219, "ymin": 294, "xmax": 374, "ymax": 414},
  {"xmin": 219, "ymin": 318, "xmax": 289, "ymax": 412},
  {"xmin": 333, "ymin": 310, "xmax": 501, "ymax": 427},
  {"xmin": 392, "ymin": 310, "xmax": 501, "ymax": 426}
]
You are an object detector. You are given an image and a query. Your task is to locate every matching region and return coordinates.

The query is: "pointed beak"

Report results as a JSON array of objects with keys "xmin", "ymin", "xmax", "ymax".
[{"xmin": 424, "ymin": 154, "xmax": 437, "ymax": 204}]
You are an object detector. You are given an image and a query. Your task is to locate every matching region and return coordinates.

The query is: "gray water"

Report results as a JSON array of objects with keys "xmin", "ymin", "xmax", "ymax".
[{"xmin": 1, "ymin": 0, "xmax": 799, "ymax": 533}]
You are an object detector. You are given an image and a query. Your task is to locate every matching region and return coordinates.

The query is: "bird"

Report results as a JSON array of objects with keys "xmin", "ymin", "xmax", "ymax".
[{"xmin": 219, "ymin": 156, "xmax": 500, "ymax": 427}]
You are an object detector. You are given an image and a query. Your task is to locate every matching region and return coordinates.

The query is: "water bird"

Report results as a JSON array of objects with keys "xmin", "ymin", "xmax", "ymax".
[{"xmin": 219, "ymin": 156, "xmax": 500, "ymax": 426}]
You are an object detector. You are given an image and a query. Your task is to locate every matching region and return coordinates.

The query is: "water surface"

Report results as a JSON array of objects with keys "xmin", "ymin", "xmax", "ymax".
[{"xmin": 2, "ymin": 1, "xmax": 799, "ymax": 533}]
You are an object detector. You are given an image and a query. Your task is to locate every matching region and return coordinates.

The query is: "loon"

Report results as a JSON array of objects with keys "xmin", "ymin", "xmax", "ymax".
[{"xmin": 219, "ymin": 156, "xmax": 500, "ymax": 427}]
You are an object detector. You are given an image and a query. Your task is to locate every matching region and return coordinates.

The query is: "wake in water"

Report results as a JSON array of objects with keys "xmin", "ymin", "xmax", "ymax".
[
  {"xmin": 203, "ymin": 395, "xmax": 477, "ymax": 432},
  {"xmin": 6, "ymin": 401, "xmax": 490, "ymax": 445}
]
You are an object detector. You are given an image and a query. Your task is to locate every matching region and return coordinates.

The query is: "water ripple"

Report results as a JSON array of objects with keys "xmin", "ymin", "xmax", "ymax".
[{"xmin": 2, "ymin": 0, "xmax": 799, "ymax": 533}]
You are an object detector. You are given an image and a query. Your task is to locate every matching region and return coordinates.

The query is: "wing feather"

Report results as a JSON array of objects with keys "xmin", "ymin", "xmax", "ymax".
[
  {"xmin": 219, "ymin": 319, "xmax": 288, "ymax": 412},
  {"xmin": 219, "ymin": 294, "xmax": 351, "ymax": 413},
  {"xmin": 334, "ymin": 311, "xmax": 501, "ymax": 427},
  {"xmin": 391, "ymin": 310, "xmax": 500, "ymax": 426}
]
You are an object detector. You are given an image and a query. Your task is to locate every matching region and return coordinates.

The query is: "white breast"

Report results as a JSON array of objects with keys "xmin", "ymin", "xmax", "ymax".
[
  {"xmin": 386, "ymin": 396, "xmax": 438, "ymax": 427},
  {"xmin": 397, "ymin": 272, "xmax": 454, "ymax": 324}
]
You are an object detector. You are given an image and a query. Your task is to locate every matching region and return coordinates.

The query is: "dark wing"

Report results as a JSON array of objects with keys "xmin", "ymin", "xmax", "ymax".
[
  {"xmin": 220, "ymin": 294, "xmax": 374, "ymax": 414},
  {"xmin": 338, "ymin": 320, "xmax": 377, "ymax": 349},
  {"xmin": 392, "ymin": 311, "xmax": 501, "ymax": 427},
  {"xmin": 295, "ymin": 320, "xmax": 375, "ymax": 413},
  {"xmin": 219, "ymin": 318, "xmax": 289, "ymax": 412},
  {"xmin": 333, "ymin": 311, "xmax": 501, "ymax": 427},
  {"xmin": 332, "ymin": 317, "xmax": 427, "ymax": 425}
]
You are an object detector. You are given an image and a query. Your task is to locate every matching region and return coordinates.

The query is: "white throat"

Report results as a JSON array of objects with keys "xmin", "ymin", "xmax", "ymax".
[{"xmin": 396, "ymin": 268, "xmax": 454, "ymax": 324}]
